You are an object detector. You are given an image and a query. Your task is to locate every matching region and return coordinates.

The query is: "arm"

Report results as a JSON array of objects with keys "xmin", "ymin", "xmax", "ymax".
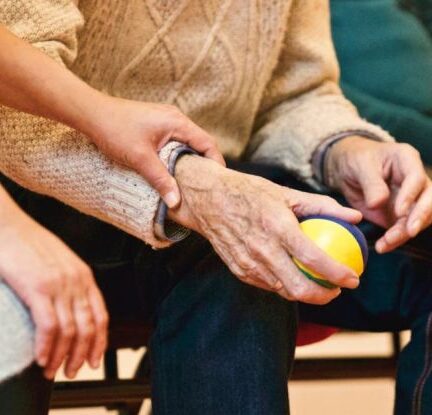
[
  {"xmin": 340, "ymin": 81, "xmax": 432, "ymax": 166},
  {"xmin": 0, "ymin": 1, "xmax": 222, "ymax": 247},
  {"xmin": 247, "ymin": 0, "xmax": 393, "ymax": 186},
  {"xmin": 167, "ymin": 154, "xmax": 363, "ymax": 305},
  {"xmin": 0, "ymin": 184, "xmax": 108, "ymax": 379}
]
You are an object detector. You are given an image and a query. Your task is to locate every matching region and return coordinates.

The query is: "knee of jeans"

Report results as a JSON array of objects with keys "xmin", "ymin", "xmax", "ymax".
[
  {"xmin": 153, "ymin": 253, "xmax": 298, "ymax": 344},
  {"xmin": 0, "ymin": 282, "xmax": 35, "ymax": 383}
]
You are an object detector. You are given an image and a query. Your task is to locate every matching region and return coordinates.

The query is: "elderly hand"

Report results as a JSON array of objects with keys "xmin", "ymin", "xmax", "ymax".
[
  {"xmin": 85, "ymin": 97, "xmax": 225, "ymax": 207},
  {"xmin": 168, "ymin": 155, "xmax": 363, "ymax": 305},
  {"xmin": 0, "ymin": 187, "xmax": 108, "ymax": 380},
  {"xmin": 326, "ymin": 137, "xmax": 432, "ymax": 253}
]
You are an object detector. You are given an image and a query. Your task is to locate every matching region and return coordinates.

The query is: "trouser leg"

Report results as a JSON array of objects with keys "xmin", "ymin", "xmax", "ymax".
[
  {"xmin": 299, "ymin": 228, "xmax": 432, "ymax": 415},
  {"xmin": 150, "ymin": 248, "xmax": 297, "ymax": 415},
  {"xmin": 0, "ymin": 364, "xmax": 52, "ymax": 415},
  {"xmin": 0, "ymin": 172, "xmax": 299, "ymax": 415}
]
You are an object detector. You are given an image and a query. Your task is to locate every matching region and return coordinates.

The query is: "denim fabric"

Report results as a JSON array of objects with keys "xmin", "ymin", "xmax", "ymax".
[
  {"xmin": 1, "ymin": 162, "xmax": 432, "ymax": 414},
  {"xmin": 0, "ymin": 171, "xmax": 297, "ymax": 415},
  {"xmin": 299, "ymin": 225, "xmax": 432, "ymax": 415}
]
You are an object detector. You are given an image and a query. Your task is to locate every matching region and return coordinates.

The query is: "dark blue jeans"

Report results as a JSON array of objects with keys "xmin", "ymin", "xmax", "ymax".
[{"xmin": 1, "ymin": 162, "xmax": 432, "ymax": 415}]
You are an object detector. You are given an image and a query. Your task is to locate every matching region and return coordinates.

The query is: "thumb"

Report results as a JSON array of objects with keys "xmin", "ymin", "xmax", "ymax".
[
  {"xmin": 358, "ymin": 169, "xmax": 390, "ymax": 209},
  {"xmin": 135, "ymin": 152, "xmax": 181, "ymax": 208}
]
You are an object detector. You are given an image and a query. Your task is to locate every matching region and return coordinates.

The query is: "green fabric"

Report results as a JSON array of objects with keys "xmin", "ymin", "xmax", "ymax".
[
  {"xmin": 331, "ymin": 0, "xmax": 432, "ymax": 164},
  {"xmin": 400, "ymin": 0, "xmax": 432, "ymax": 34}
]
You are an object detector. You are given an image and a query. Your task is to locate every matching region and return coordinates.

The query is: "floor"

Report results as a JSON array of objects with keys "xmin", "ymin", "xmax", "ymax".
[{"xmin": 50, "ymin": 330, "xmax": 407, "ymax": 415}]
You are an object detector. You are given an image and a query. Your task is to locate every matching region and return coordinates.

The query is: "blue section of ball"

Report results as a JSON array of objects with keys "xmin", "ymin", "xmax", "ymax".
[{"xmin": 299, "ymin": 215, "xmax": 369, "ymax": 268}]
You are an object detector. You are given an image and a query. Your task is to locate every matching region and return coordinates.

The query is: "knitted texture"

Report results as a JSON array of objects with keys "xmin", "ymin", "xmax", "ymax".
[
  {"xmin": 0, "ymin": 0, "xmax": 394, "ymax": 244},
  {"xmin": 0, "ymin": 281, "xmax": 34, "ymax": 383},
  {"xmin": 0, "ymin": 0, "xmax": 397, "ymax": 382}
]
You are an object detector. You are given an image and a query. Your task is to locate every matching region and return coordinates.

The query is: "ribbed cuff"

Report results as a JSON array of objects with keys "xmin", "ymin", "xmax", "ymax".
[
  {"xmin": 154, "ymin": 145, "xmax": 198, "ymax": 243},
  {"xmin": 312, "ymin": 129, "xmax": 393, "ymax": 186}
]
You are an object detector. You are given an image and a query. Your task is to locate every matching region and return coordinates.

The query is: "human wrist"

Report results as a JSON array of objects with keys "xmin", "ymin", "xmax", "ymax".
[
  {"xmin": 325, "ymin": 136, "xmax": 377, "ymax": 189},
  {"xmin": 64, "ymin": 87, "xmax": 110, "ymax": 141},
  {"xmin": 167, "ymin": 154, "xmax": 229, "ymax": 231}
]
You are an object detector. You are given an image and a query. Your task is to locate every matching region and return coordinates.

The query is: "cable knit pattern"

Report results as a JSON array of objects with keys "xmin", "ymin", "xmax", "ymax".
[
  {"xmin": 0, "ymin": 0, "xmax": 397, "ymax": 382},
  {"xmin": 0, "ymin": 0, "xmax": 394, "ymax": 245}
]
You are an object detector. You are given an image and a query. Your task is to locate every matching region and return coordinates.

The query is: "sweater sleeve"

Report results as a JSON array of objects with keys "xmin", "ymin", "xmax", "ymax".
[
  {"xmin": 247, "ymin": 0, "xmax": 394, "ymax": 188},
  {"xmin": 341, "ymin": 82, "xmax": 432, "ymax": 166},
  {"xmin": 400, "ymin": 0, "xmax": 432, "ymax": 35},
  {"xmin": 0, "ymin": 0, "xmax": 181, "ymax": 248}
]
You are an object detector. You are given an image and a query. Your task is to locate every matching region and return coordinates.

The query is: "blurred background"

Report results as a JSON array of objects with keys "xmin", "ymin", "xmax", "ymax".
[{"xmin": 50, "ymin": 330, "xmax": 409, "ymax": 415}]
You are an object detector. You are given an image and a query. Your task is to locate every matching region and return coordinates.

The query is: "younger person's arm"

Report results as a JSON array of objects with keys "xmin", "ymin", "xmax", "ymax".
[{"xmin": 0, "ymin": 185, "xmax": 108, "ymax": 380}]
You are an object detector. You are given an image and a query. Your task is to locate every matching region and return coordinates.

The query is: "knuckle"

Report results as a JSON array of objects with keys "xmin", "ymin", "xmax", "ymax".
[
  {"xmin": 80, "ymin": 323, "xmax": 96, "ymax": 340},
  {"xmin": 62, "ymin": 323, "xmax": 76, "ymax": 339},
  {"xmin": 401, "ymin": 143, "xmax": 421, "ymax": 158},
  {"xmin": 97, "ymin": 311, "xmax": 109, "ymax": 330},
  {"xmin": 235, "ymin": 253, "xmax": 255, "ymax": 272},
  {"xmin": 34, "ymin": 278, "xmax": 50, "ymax": 294},
  {"xmin": 41, "ymin": 319, "xmax": 58, "ymax": 335},
  {"xmin": 289, "ymin": 284, "xmax": 308, "ymax": 302},
  {"xmin": 246, "ymin": 240, "xmax": 263, "ymax": 259},
  {"xmin": 296, "ymin": 249, "xmax": 320, "ymax": 270}
]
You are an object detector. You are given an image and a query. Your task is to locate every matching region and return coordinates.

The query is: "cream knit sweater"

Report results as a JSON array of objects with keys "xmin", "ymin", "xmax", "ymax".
[{"xmin": 0, "ymin": 0, "xmax": 393, "ymax": 248}]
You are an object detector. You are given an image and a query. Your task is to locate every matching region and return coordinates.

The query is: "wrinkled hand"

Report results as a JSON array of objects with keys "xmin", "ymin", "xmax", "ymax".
[
  {"xmin": 0, "ymin": 189, "xmax": 108, "ymax": 380},
  {"xmin": 87, "ymin": 96, "xmax": 225, "ymax": 207},
  {"xmin": 327, "ymin": 137, "xmax": 432, "ymax": 253},
  {"xmin": 169, "ymin": 156, "xmax": 363, "ymax": 305}
]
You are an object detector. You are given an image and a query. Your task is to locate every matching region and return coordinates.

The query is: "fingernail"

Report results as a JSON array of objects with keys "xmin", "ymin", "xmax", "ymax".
[
  {"xmin": 67, "ymin": 369, "xmax": 78, "ymax": 379},
  {"xmin": 410, "ymin": 220, "xmax": 421, "ymax": 237},
  {"xmin": 163, "ymin": 191, "xmax": 180, "ymax": 209},
  {"xmin": 376, "ymin": 240, "xmax": 385, "ymax": 253},
  {"xmin": 45, "ymin": 370, "xmax": 55, "ymax": 380},
  {"xmin": 348, "ymin": 276, "xmax": 360, "ymax": 289},
  {"xmin": 37, "ymin": 356, "xmax": 47, "ymax": 367}
]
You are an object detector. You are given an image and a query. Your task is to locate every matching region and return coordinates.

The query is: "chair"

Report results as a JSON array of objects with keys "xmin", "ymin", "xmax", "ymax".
[{"xmin": 51, "ymin": 321, "xmax": 402, "ymax": 414}]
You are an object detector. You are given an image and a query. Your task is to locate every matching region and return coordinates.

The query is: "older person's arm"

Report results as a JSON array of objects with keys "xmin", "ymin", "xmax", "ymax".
[
  {"xmin": 247, "ymin": 0, "xmax": 394, "ymax": 187},
  {"xmin": 0, "ymin": 1, "xmax": 222, "ymax": 247},
  {"xmin": 168, "ymin": 0, "xmax": 431, "ymax": 305},
  {"xmin": 247, "ymin": 0, "xmax": 432, "ymax": 253}
]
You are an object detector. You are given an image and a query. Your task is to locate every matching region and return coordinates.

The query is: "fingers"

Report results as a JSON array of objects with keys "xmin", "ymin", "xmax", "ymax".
[
  {"xmin": 395, "ymin": 170, "xmax": 427, "ymax": 218},
  {"xmin": 174, "ymin": 120, "xmax": 225, "ymax": 166},
  {"xmin": 246, "ymin": 239, "xmax": 341, "ymax": 305},
  {"xmin": 356, "ymin": 167, "xmax": 391, "ymax": 209},
  {"xmin": 43, "ymin": 297, "xmax": 75, "ymax": 379},
  {"xmin": 376, "ymin": 217, "xmax": 410, "ymax": 254},
  {"xmin": 30, "ymin": 296, "xmax": 58, "ymax": 369},
  {"xmin": 86, "ymin": 286, "xmax": 109, "ymax": 369},
  {"xmin": 64, "ymin": 296, "xmax": 95, "ymax": 379},
  {"xmin": 132, "ymin": 149, "xmax": 181, "ymax": 208},
  {"xmin": 282, "ymin": 223, "xmax": 360, "ymax": 289},
  {"xmin": 406, "ymin": 181, "xmax": 432, "ymax": 237},
  {"xmin": 275, "ymin": 254, "xmax": 341, "ymax": 305},
  {"xmin": 288, "ymin": 190, "xmax": 362, "ymax": 224}
]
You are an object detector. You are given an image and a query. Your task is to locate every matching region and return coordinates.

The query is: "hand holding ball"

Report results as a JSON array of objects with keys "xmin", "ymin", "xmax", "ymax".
[{"xmin": 293, "ymin": 215, "xmax": 368, "ymax": 288}]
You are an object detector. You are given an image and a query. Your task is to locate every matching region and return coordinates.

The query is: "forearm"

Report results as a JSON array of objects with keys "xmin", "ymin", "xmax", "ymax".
[
  {"xmin": 0, "ymin": 185, "xmax": 23, "ymax": 225},
  {"xmin": 168, "ymin": 154, "xmax": 226, "ymax": 232},
  {"xmin": 0, "ymin": 25, "xmax": 104, "ymax": 139}
]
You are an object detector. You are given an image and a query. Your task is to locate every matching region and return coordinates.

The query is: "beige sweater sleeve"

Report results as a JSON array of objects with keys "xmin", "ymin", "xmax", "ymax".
[
  {"xmin": 0, "ymin": 0, "xmax": 179, "ymax": 248},
  {"xmin": 248, "ymin": 0, "xmax": 394, "ymax": 187}
]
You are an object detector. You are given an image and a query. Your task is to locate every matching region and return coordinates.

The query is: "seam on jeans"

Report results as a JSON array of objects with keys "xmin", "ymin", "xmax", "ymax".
[{"xmin": 412, "ymin": 312, "xmax": 432, "ymax": 415}]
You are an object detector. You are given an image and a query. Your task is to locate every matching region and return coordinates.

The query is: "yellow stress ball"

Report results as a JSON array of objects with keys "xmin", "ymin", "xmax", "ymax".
[{"xmin": 293, "ymin": 215, "xmax": 369, "ymax": 288}]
